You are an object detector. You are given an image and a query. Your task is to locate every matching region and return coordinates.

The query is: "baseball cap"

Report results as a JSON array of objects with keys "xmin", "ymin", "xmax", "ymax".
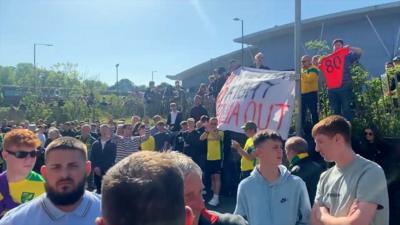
[
  {"xmin": 241, "ymin": 121, "xmax": 257, "ymax": 131},
  {"xmin": 393, "ymin": 56, "xmax": 400, "ymax": 61}
]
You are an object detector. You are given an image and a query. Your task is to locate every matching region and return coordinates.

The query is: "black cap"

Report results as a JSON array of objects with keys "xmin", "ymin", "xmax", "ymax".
[{"xmin": 241, "ymin": 121, "xmax": 257, "ymax": 131}]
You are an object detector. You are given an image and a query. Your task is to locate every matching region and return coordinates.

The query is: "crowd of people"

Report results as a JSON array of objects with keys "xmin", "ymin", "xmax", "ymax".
[
  {"xmin": 0, "ymin": 114, "xmax": 398, "ymax": 225},
  {"xmin": 143, "ymin": 58, "xmax": 241, "ymax": 119},
  {"xmin": 0, "ymin": 38, "xmax": 398, "ymax": 225}
]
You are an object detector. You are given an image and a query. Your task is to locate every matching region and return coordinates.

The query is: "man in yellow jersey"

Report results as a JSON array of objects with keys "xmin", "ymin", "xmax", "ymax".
[
  {"xmin": 200, "ymin": 117, "xmax": 224, "ymax": 206},
  {"xmin": 0, "ymin": 129, "xmax": 45, "ymax": 217},
  {"xmin": 301, "ymin": 55, "xmax": 320, "ymax": 128},
  {"xmin": 232, "ymin": 121, "xmax": 257, "ymax": 180}
]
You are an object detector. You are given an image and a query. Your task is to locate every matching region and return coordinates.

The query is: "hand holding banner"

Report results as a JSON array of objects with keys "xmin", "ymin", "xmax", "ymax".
[
  {"xmin": 216, "ymin": 67, "xmax": 295, "ymax": 139},
  {"xmin": 319, "ymin": 47, "xmax": 350, "ymax": 89}
]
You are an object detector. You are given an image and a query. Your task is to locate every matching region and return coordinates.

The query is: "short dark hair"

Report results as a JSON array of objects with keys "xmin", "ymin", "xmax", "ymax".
[
  {"xmin": 332, "ymin": 38, "xmax": 344, "ymax": 46},
  {"xmin": 312, "ymin": 115, "xmax": 352, "ymax": 144},
  {"xmin": 200, "ymin": 115, "xmax": 209, "ymax": 122},
  {"xmin": 122, "ymin": 124, "xmax": 132, "ymax": 129},
  {"xmin": 285, "ymin": 136, "xmax": 308, "ymax": 154},
  {"xmin": 209, "ymin": 117, "xmax": 218, "ymax": 122},
  {"xmin": 101, "ymin": 151, "xmax": 185, "ymax": 225},
  {"xmin": 385, "ymin": 61, "xmax": 394, "ymax": 66},
  {"xmin": 45, "ymin": 137, "xmax": 88, "ymax": 161},
  {"xmin": 138, "ymin": 123, "xmax": 146, "ymax": 129},
  {"xmin": 156, "ymin": 121, "xmax": 165, "ymax": 126},
  {"xmin": 253, "ymin": 129, "xmax": 283, "ymax": 148}
]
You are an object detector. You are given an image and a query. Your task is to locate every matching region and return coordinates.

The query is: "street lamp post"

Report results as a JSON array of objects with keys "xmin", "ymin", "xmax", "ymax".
[
  {"xmin": 233, "ymin": 18, "xmax": 244, "ymax": 67},
  {"xmin": 151, "ymin": 70, "xmax": 157, "ymax": 82},
  {"xmin": 33, "ymin": 43, "xmax": 53, "ymax": 93},
  {"xmin": 115, "ymin": 64, "xmax": 120, "ymax": 96},
  {"xmin": 294, "ymin": 0, "xmax": 302, "ymax": 135}
]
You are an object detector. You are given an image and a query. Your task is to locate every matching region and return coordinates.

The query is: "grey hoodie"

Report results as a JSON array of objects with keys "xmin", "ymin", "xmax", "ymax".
[{"xmin": 234, "ymin": 165, "xmax": 310, "ymax": 225}]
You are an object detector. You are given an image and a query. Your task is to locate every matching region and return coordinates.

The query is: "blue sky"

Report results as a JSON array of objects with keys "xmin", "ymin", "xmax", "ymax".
[{"xmin": 0, "ymin": 0, "xmax": 397, "ymax": 86}]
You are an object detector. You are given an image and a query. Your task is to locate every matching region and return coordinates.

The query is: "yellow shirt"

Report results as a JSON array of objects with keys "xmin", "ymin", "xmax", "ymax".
[
  {"xmin": 240, "ymin": 137, "xmax": 257, "ymax": 172},
  {"xmin": 141, "ymin": 136, "xmax": 156, "ymax": 151},
  {"xmin": 0, "ymin": 171, "xmax": 45, "ymax": 205},
  {"xmin": 301, "ymin": 66, "xmax": 319, "ymax": 94},
  {"xmin": 207, "ymin": 131, "xmax": 224, "ymax": 161}
]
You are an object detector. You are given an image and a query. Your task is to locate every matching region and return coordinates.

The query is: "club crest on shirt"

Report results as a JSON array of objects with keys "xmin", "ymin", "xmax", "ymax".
[{"xmin": 21, "ymin": 192, "xmax": 35, "ymax": 203}]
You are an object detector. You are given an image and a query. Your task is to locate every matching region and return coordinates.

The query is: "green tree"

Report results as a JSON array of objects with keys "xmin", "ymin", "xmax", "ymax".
[{"xmin": 0, "ymin": 62, "xmax": 148, "ymax": 123}]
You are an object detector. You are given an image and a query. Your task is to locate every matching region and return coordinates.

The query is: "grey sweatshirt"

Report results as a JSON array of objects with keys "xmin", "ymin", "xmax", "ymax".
[{"xmin": 234, "ymin": 165, "xmax": 310, "ymax": 225}]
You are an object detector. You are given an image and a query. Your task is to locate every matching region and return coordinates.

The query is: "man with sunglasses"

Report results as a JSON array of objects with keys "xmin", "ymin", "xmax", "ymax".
[{"xmin": 0, "ymin": 129, "xmax": 45, "ymax": 217}]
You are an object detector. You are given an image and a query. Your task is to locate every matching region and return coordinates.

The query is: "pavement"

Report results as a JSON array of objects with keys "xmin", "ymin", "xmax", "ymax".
[{"xmin": 204, "ymin": 193, "xmax": 237, "ymax": 214}]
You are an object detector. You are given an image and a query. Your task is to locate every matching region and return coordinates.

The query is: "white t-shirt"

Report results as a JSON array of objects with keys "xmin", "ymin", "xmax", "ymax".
[
  {"xmin": 170, "ymin": 111, "xmax": 178, "ymax": 125},
  {"xmin": 100, "ymin": 140, "xmax": 107, "ymax": 150}
]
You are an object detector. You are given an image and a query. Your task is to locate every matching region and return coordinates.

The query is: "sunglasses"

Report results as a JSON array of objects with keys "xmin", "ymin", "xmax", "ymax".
[
  {"xmin": 6, "ymin": 150, "xmax": 39, "ymax": 159},
  {"xmin": 364, "ymin": 132, "xmax": 374, "ymax": 136}
]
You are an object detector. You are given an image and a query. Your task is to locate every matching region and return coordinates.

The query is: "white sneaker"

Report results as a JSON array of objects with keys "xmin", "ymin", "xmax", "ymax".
[{"xmin": 208, "ymin": 196, "xmax": 219, "ymax": 206}]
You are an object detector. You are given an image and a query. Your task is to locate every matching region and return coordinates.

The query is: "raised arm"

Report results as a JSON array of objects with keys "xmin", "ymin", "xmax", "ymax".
[
  {"xmin": 349, "ymin": 46, "xmax": 362, "ymax": 55},
  {"xmin": 232, "ymin": 140, "xmax": 256, "ymax": 161},
  {"xmin": 132, "ymin": 125, "xmax": 150, "ymax": 143},
  {"xmin": 199, "ymin": 131, "xmax": 208, "ymax": 141}
]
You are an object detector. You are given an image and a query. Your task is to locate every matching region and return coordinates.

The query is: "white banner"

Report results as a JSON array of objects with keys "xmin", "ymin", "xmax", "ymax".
[{"xmin": 216, "ymin": 67, "xmax": 295, "ymax": 139}]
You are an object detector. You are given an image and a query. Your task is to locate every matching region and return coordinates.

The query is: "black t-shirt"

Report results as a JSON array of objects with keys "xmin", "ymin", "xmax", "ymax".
[
  {"xmin": 173, "ymin": 131, "xmax": 185, "ymax": 152},
  {"xmin": 154, "ymin": 132, "xmax": 172, "ymax": 151},
  {"xmin": 62, "ymin": 130, "xmax": 77, "ymax": 137},
  {"xmin": 182, "ymin": 130, "xmax": 201, "ymax": 157},
  {"xmin": 389, "ymin": 72, "xmax": 400, "ymax": 91},
  {"xmin": 1, "ymin": 127, "xmax": 9, "ymax": 133},
  {"xmin": 190, "ymin": 105, "xmax": 208, "ymax": 122}
]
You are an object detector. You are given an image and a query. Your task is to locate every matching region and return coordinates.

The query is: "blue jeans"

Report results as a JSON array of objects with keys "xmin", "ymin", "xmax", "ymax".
[{"xmin": 328, "ymin": 83, "xmax": 354, "ymax": 120}]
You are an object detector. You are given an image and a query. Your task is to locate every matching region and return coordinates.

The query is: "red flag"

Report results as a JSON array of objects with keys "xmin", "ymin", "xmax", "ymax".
[{"xmin": 319, "ymin": 47, "xmax": 350, "ymax": 89}]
